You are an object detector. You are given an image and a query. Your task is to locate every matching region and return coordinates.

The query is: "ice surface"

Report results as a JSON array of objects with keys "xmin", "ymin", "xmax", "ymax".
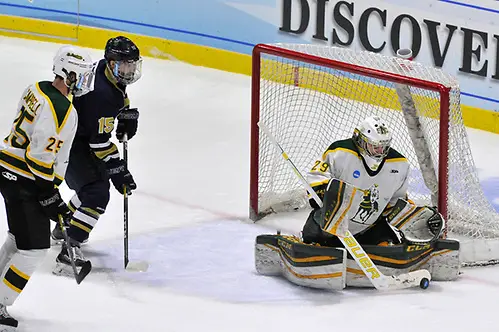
[{"xmin": 0, "ymin": 37, "xmax": 498, "ymax": 331}]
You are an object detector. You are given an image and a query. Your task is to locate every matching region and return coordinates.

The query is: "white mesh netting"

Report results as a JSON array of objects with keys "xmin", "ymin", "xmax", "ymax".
[{"xmin": 251, "ymin": 43, "xmax": 499, "ymax": 265}]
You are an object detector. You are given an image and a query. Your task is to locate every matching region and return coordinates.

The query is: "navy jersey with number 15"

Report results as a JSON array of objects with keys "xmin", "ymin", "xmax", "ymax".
[{"xmin": 72, "ymin": 59, "xmax": 129, "ymax": 163}]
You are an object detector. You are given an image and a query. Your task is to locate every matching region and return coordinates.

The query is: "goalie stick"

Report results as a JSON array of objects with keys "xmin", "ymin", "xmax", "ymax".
[
  {"xmin": 58, "ymin": 215, "xmax": 92, "ymax": 284},
  {"xmin": 258, "ymin": 121, "xmax": 431, "ymax": 290}
]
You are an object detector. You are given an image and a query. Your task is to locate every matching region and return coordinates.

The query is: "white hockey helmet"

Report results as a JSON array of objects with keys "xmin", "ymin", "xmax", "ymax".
[
  {"xmin": 53, "ymin": 45, "xmax": 95, "ymax": 97},
  {"xmin": 353, "ymin": 116, "xmax": 392, "ymax": 162}
]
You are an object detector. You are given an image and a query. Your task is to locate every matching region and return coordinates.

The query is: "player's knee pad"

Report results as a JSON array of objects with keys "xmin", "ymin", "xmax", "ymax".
[
  {"xmin": 385, "ymin": 199, "xmax": 445, "ymax": 243},
  {"xmin": 0, "ymin": 247, "xmax": 47, "ymax": 306},
  {"xmin": 0, "ymin": 233, "xmax": 16, "ymax": 272}
]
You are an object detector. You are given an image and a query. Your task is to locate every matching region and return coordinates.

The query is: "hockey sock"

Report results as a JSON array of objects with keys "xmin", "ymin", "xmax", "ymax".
[
  {"xmin": 68, "ymin": 194, "xmax": 82, "ymax": 213},
  {"xmin": 68, "ymin": 206, "xmax": 102, "ymax": 243},
  {"xmin": 0, "ymin": 248, "xmax": 47, "ymax": 306},
  {"xmin": 0, "ymin": 233, "xmax": 17, "ymax": 273}
]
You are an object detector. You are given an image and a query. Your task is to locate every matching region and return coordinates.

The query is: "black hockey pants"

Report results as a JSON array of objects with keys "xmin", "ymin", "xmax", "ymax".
[{"xmin": 0, "ymin": 167, "xmax": 50, "ymax": 250}]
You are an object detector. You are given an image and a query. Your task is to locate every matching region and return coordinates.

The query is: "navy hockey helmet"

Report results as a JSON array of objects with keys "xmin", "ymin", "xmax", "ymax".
[{"xmin": 105, "ymin": 36, "xmax": 142, "ymax": 85}]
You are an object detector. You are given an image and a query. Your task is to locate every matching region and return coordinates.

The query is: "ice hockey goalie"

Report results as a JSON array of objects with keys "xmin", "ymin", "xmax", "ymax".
[{"xmin": 254, "ymin": 116, "xmax": 460, "ymax": 290}]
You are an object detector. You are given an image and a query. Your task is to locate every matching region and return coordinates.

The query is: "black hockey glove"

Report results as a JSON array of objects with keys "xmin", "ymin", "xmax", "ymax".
[
  {"xmin": 107, "ymin": 159, "xmax": 137, "ymax": 195},
  {"xmin": 116, "ymin": 108, "xmax": 139, "ymax": 142},
  {"xmin": 38, "ymin": 188, "xmax": 71, "ymax": 222}
]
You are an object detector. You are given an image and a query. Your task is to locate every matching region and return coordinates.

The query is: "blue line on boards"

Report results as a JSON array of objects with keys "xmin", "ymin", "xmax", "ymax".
[
  {"xmin": 1, "ymin": 1, "xmax": 499, "ymax": 105},
  {"xmin": 461, "ymin": 92, "xmax": 499, "ymax": 105},
  {"xmin": 0, "ymin": 1, "xmax": 255, "ymax": 47},
  {"xmin": 438, "ymin": 0, "xmax": 499, "ymax": 15}
]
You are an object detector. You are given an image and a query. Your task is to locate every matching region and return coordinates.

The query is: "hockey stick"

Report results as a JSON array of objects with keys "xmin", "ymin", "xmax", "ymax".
[
  {"xmin": 122, "ymin": 134, "xmax": 149, "ymax": 272},
  {"xmin": 258, "ymin": 122, "xmax": 431, "ymax": 290},
  {"xmin": 57, "ymin": 215, "xmax": 92, "ymax": 284}
]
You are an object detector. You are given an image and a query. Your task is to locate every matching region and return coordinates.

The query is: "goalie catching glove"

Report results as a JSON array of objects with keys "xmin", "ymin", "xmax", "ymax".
[{"xmin": 385, "ymin": 199, "xmax": 445, "ymax": 244}]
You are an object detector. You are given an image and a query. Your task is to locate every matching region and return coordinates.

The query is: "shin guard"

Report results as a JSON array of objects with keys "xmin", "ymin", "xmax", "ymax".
[{"xmin": 0, "ymin": 248, "xmax": 47, "ymax": 305}]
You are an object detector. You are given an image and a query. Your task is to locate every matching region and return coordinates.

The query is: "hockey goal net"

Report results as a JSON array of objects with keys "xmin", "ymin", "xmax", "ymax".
[{"xmin": 250, "ymin": 43, "xmax": 499, "ymax": 265}]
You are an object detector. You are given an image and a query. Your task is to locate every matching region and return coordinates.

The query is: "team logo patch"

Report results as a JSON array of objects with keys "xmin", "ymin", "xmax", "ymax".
[
  {"xmin": 352, "ymin": 184, "xmax": 379, "ymax": 224},
  {"xmin": 353, "ymin": 170, "xmax": 360, "ymax": 178}
]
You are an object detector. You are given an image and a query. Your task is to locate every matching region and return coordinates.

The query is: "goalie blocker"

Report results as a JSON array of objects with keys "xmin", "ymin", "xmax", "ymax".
[{"xmin": 255, "ymin": 179, "xmax": 460, "ymax": 290}]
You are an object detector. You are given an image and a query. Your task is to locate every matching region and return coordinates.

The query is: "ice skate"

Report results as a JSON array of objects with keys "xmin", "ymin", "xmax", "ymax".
[
  {"xmin": 51, "ymin": 221, "xmax": 87, "ymax": 245},
  {"xmin": 53, "ymin": 239, "xmax": 90, "ymax": 278},
  {"xmin": 50, "ymin": 219, "xmax": 68, "ymax": 244},
  {"xmin": 0, "ymin": 304, "xmax": 17, "ymax": 331}
]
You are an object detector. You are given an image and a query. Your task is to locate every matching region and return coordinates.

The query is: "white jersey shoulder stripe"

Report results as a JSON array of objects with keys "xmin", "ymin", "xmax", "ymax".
[{"xmin": 34, "ymin": 82, "xmax": 73, "ymax": 134}]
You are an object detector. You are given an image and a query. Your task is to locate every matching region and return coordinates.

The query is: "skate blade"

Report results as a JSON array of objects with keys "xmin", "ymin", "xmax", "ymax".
[
  {"xmin": 125, "ymin": 261, "xmax": 149, "ymax": 272},
  {"xmin": 53, "ymin": 262, "xmax": 75, "ymax": 278}
]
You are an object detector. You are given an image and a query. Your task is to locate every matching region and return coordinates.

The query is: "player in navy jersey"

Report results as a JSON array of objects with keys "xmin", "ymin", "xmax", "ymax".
[{"xmin": 52, "ymin": 36, "xmax": 142, "ymax": 276}]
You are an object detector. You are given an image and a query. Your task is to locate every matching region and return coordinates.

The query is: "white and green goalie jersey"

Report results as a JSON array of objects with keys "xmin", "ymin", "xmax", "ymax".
[
  {"xmin": 307, "ymin": 138, "xmax": 410, "ymax": 233},
  {"xmin": 0, "ymin": 81, "xmax": 77, "ymax": 191}
]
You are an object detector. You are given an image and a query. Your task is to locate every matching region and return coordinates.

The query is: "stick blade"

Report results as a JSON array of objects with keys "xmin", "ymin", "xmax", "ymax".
[
  {"xmin": 125, "ymin": 261, "xmax": 149, "ymax": 272},
  {"xmin": 378, "ymin": 269, "xmax": 431, "ymax": 290},
  {"xmin": 76, "ymin": 261, "xmax": 92, "ymax": 284}
]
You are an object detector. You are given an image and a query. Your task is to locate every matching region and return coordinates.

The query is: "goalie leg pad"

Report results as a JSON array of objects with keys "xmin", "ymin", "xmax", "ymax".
[
  {"xmin": 255, "ymin": 234, "xmax": 346, "ymax": 290},
  {"xmin": 420, "ymin": 239, "xmax": 460, "ymax": 281},
  {"xmin": 345, "ymin": 238, "xmax": 460, "ymax": 287}
]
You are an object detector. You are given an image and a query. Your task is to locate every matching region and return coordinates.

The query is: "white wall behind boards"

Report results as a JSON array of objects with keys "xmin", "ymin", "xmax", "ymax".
[{"xmin": 2, "ymin": 0, "xmax": 499, "ymax": 110}]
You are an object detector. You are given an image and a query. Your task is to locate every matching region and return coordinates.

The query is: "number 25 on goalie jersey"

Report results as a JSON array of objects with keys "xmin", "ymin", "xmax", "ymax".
[
  {"xmin": 307, "ymin": 138, "xmax": 410, "ymax": 229},
  {"xmin": 0, "ymin": 82, "xmax": 77, "ymax": 189}
]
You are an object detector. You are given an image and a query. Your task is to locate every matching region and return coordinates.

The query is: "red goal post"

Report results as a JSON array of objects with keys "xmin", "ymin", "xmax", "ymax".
[{"xmin": 249, "ymin": 43, "xmax": 499, "ymax": 265}]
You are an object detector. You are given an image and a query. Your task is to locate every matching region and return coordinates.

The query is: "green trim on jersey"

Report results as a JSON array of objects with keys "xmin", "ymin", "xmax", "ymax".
[
  {"xmin": 385, "ymin": 147, "xmax": 406, "ymax": 160},
  {"xmin": 54, "ymin": 175, "xmax": 63, "ymax": 187},
  {"xmin": 322, "ymin": 139, "xmax": 359, "ymax": 159},
  {"xmin": 324, "ymin": 138, "xmax": 406, "ymax": 161},
  {"xmin": 24, "ymin": 151, "xmax": 53, "ymax": 178},
  {"xmin": 0, "ymin": 151, "xmax": 32, "ymax": 177},
  {"xmin": 104, "ymin": 66, "xmax": 128, "ymax": 102},
  {"xmin": 36, "ymin": 81, "xmax": 72, "ymax": 132}
]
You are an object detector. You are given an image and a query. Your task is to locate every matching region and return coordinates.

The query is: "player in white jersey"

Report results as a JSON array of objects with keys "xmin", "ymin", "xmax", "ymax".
[
  {"xmin": 302, "ymin": 115, "xmax": 444, "ymax": 247},
  {"xmin": 0, "ymin": 45, "xmax": 94, "ymax": 330}
]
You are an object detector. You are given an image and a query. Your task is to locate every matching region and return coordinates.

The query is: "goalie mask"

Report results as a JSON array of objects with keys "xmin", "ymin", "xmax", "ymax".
[
  {"xmin": 353, "ymin": 116, "xmax": 392, "ymax": 170},
  {"xmin": 105, "ymin": 36, "xmax": 142, "ymax": 85},
  {"xmin": 53, "ymin": 45, "xmax": 95, "ymax": 97}
]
